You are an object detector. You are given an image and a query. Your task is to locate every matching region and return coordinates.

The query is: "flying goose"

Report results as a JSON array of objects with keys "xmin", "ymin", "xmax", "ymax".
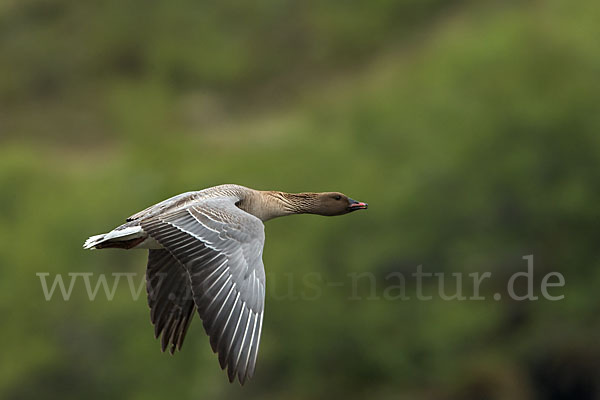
[{"xmin": 83, "ymin": 184, "xmax": 367, "ymax": 384}]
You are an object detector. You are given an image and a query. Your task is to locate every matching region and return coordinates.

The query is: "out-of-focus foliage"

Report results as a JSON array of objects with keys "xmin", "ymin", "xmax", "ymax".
[{"xmin": 1, "ymin": 0, "xmax": 599, "ymax": 399}]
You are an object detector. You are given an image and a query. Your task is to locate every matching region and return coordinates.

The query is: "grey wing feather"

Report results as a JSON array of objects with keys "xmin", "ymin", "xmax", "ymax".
[
  {"xmin": 140, "ymin": 197, "xmax": 266, "ymax": 384},
  {"xmin": 146, "ymin": 249, "xmax": 196, "ymax": 354},
  {"xmin": 128, "ymin": 191, "xmax": 200, "ymax": 222}
]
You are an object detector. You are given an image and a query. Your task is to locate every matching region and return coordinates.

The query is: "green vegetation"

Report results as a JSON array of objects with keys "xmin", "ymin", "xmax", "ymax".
[{"xmin": 1, "ymin": 0, "xmax": 599, "ymax": 398}]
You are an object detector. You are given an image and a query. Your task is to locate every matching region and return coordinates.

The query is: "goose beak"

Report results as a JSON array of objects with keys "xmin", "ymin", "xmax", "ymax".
[{"xmin": 348, "ymin": 198, "xmax": 368, "ymax": 212}]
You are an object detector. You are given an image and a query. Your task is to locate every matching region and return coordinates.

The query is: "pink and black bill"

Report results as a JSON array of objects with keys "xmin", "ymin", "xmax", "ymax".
[{"xmin": 347, "ymin": 198, "xmax": 368, "ymax": 212}]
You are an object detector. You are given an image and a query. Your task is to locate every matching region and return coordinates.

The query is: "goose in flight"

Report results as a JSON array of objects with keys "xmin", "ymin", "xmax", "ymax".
[{"xmin": 83, "ymin": 184, "xmax": 367, "ymax": 384}]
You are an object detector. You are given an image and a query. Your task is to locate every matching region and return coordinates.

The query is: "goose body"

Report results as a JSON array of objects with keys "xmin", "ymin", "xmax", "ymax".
[{"xmin": 83, "ymin": 184, "xmax": 367, "ymax": 384}]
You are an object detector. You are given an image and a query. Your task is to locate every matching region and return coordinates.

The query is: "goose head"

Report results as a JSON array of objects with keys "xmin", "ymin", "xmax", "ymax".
[
  {"xmin": 312, "ymin": 192, "xmax": 368, "ymax": 216},
  {"xmin": 252, "ymin": 189, "xmax": 368, "ymax": 221}
]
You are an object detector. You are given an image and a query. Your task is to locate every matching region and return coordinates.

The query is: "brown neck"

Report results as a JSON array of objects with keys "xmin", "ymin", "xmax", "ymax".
[
  {"xmin": 268, "ymin": 191, "xmax": 320, "ymax": 214},
  {"xmin": 238, "ymin": 191, "xmax": 319, "ymax": 221}
]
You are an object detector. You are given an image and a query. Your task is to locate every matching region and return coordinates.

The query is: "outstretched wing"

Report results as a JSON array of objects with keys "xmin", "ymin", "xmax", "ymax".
[
  {"xmin": 146, "ymin": 249, "xmax": 196, "ymax": 354},
  {"xmin": 141, "ymin": 197, "xmax": 266, "ymax": 384}
]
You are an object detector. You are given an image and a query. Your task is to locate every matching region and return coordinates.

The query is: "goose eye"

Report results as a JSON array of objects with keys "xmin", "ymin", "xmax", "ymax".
[{"xmin": 334, "ymin": 195, "xmax": 341, "ymax": 201}]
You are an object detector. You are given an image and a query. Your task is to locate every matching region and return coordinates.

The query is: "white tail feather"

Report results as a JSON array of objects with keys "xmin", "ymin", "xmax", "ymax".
[
  {"xmin": 83, "ymin": 226, "xmax": 144, "ymax": 250},
  {"xmin": 83, "ymin": 234, "xmax": 107, "ymax": 249}
]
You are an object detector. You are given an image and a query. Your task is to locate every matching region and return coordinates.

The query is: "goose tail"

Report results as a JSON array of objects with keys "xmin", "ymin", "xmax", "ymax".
[
  {"xmin": 83, "ymin": 225, "xmax": 145, "ymax": 250},
  {"xmin": 83, "ymin": 234, "xmax": 107, "ymax": 249}
]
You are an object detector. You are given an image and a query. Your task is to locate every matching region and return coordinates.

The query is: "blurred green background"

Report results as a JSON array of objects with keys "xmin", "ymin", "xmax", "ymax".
[{"xmin": 1, "ymin": 0, "xmax": 600, "ymax": 398}]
